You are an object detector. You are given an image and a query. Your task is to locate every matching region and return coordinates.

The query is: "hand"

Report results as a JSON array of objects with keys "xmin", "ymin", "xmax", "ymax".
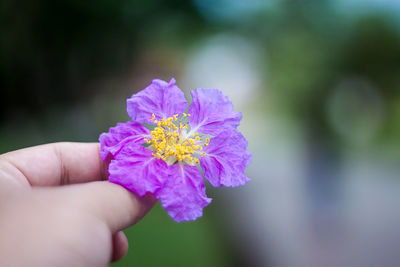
[{"xmin": 0, "ymin": 142, "xmax": 155, "ymax": 267}]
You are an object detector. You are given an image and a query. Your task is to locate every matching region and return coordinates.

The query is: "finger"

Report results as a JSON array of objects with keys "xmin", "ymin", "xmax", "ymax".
[
  {"xmin": 0, "ymin": 142, "xmax": 106, "ymax": 186},
  {"xmin": 64, "ymin": 181, "xmax": 157, "ymax": 233},
  {"xmin": 112, "ymin": 231, "xmax": 128, "ymax": 262}
]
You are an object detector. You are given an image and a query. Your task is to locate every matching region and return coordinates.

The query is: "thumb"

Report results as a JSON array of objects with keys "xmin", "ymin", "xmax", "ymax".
[{"xmin": 63, "ymin": 181, "xmax": 157, "ymax": 232}]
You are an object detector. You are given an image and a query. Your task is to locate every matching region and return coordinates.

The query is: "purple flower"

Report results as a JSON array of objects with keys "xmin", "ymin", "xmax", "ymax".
[{"xmin": 99, "ymin": 78, "xmax": 251, "ymax": 222}]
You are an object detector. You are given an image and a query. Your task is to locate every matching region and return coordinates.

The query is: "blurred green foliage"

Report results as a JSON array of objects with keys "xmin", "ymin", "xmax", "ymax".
[{"xmin": 0, "ymin": 0, "xmax": 205, "ymax": 119}]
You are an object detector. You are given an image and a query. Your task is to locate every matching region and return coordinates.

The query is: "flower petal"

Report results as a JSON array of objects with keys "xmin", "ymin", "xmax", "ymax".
[
  {"xmin": 127, "ymin": 78, "xmax": 187, "ymax": 123},
  {"xmin": 188, "ymin": 89, "xmax": 242, "ymax": 136},
  {"xmin": 108, "ymin": 142, "xmax": 168, "ymax": 197},
  {"xmin": 158, "ymin": 164, "xmax": 212, "ymax": 222},
  {"xmin": 99, "ymin": 121, "xmax": 150, "ymax": 161},
  {"xmin": 200, "ymin": 130, "xmax": 251, "ymax": 187}
]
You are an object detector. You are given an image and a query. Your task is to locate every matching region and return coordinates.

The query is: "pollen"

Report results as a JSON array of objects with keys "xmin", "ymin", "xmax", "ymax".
[{"xmin": 145, "ymin": 113, "xmax": 206, "ymax": 165}]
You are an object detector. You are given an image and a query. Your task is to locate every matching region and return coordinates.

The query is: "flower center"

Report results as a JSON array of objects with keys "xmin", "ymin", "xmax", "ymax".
[{"xmin": 144, "ymin": 113, "xmax": 209, "ymax": 165}]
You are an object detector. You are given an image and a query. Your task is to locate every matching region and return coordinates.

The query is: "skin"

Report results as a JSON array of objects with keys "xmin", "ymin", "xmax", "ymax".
[{"xmin": 0, "ymin": 142, "xmax": 156, "ymax": 267}]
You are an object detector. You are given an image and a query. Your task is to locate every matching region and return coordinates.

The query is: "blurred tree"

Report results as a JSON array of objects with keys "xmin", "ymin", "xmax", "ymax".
[{"xmin": 260, "ymin": 1, "xmax": 400, "ymax": 147}]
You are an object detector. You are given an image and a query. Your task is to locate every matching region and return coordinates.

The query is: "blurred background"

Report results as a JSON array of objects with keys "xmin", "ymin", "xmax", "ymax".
[{"xmin": 1, "ymin": 0, "xmax": 400, "ymax": 266}]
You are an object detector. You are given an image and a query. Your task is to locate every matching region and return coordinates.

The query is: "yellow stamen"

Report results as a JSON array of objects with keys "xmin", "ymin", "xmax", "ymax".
[{"xmin": 145, "ymin": 114, "xmax": 209, "ymax": 165}]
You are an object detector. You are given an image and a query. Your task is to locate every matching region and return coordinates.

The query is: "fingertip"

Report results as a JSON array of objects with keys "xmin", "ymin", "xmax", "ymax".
[{"xmin": 112, "ymin": 231, "xmax": 128, "ymax": 262}]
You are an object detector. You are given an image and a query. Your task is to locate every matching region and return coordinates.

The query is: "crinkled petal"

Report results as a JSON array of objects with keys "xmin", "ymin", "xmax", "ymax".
[
  {"xmin": 127, "ymin": 78, "xmax": 187, "ymax": 123},
  {"xmin": 188, "ymin": 89, "xmax": 242, "ymax": 136},
  {"xmin": 200, "ymin": 130, "xmax": 251, "ymax": 187},
  {"xmin": 99, "ymin": 121, "xmax": 150, "ymax": 161},
  {"xmin": 158, "ymin": 164, "xmax": 212, "ymax": 222},
  {"xmin": 108, "ymin": 142, "xmax": 168, "ymax": 197}
]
